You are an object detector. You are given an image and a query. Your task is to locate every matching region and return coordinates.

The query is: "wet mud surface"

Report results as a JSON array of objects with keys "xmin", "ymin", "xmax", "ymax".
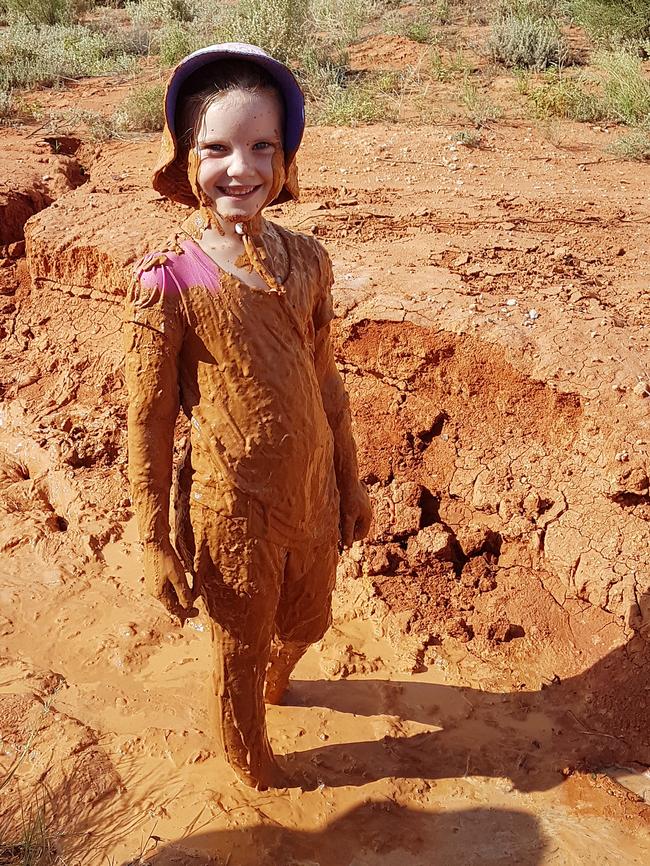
[{"xmin": 1, "ymin": 47, "xmax": 650, "ymax": 864}]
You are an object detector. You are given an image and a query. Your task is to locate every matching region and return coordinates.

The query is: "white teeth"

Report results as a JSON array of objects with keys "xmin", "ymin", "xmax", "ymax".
[{"xmin": 221, "ymin": 186, "xmax": 255, "ymax": 196}]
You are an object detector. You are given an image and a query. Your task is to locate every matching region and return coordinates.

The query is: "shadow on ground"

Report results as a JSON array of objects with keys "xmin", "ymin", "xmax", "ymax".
[
  {"xmin": 282, "ymin": 617, "xmax": 649, "ymax": 792},
  {"xmin": 137, "ymin": 802, "xmax": 549, "ymax": 866}
]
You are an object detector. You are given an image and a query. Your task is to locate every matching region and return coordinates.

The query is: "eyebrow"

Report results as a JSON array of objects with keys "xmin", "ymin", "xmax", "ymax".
[{"xmin": 199, "ymin": 132, "xmax": 282, "ymax": 145}]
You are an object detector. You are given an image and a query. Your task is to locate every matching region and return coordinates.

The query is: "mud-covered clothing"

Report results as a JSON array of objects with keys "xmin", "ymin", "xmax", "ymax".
[
  {"xmin": 124, "ymin": 217, "xmax": 356, "ymax": 786},
  {"xmin": 124, "ymin": 220, "xmax": 347, "ymax": 554}
]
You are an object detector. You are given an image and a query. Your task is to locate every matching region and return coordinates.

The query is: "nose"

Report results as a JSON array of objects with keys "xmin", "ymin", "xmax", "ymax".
[{"xmin": 227, "ymin": 147, "xmax": 255, "ymax": 180}]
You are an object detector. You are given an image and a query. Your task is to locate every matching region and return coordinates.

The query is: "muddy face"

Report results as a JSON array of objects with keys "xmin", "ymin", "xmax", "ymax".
[{"xmin": 194, "ymin": 89, "xmax": 284, "ymax": 226}]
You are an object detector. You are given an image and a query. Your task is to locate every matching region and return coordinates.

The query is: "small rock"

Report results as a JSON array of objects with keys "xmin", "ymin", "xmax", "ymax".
[
  {"xmin": 7, "ymin": 241, "xmax": 25, "ymax": 258},
  {"xmin": 633, "ymin": 381, "xmax": 649, "ymax": 398},
  {"xmin": 407, "ymin": 524, "xmax": 457, "ymax": 566}
]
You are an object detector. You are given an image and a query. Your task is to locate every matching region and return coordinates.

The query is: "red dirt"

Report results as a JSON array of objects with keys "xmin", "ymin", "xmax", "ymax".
[{"xmin": 1, "ymin": 22, "xmax": 650, "ymax": 866}]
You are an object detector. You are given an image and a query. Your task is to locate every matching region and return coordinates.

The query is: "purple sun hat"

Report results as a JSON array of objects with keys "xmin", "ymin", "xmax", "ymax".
[
  {"xmin": 152, "ymin": 43, "xmax": 305, "ymax": 208},
  {"xmin": 165, "ymin": 42, "xmax": 305, "ymax": 158}
]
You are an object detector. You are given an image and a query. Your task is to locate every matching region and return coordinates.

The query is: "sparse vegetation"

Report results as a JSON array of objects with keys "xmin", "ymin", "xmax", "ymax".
[
  {"xmin": 305, "ymin": 64, "xmax": 400, "ymax": 125},
  {"xmin": 462, "ymin": 81, "xmax": 503, "ymax": 125},
  {"xmin": 608, "ymin": 125, "xmax": 650, "ymax": 159},
  {"xmin": 429, "ymin": 49, "xmax": 473, "ymax": 81},
  {"xmin": 489, "ymin": 10, "xmax": 571, "ymax": 69},
  {"xmin": 125, "ymin": 0, "xmax": 197, "ymax": 27},
  {"xmin": 572, "ymin": 0, "xmax": 650, "ymax": 53},
  {"xmin": 2, "ymin": 0, "xmax": 91, "ymax": 26},
  {"xmin": 114, "ymin": 82, "xmax": 165, "ymax": 131},
  {"xmin": 524, "ymin": 70, "xmax": 607, "ymax": 120},
  {"xmin": 524, "ymin": 48, "xmax": 650, "ymax": 124},
  {"xmin": 0, "ymin": 22, "xmax": 140, "ymax": 90}
]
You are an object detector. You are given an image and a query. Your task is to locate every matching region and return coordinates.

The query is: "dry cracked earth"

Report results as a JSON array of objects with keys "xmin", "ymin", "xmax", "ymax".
[{"xmin": 1, "ymin": 51, "xmax": 650, "ymax": 866}]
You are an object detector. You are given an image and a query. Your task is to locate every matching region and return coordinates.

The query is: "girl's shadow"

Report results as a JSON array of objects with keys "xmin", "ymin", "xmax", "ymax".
[{"xmin": 282, "ymin": 603, "xmax": 649, "ymax": 793}]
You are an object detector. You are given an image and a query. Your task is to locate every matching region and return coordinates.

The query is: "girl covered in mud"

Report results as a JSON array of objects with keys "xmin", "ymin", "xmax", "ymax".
[{"xmin": 123, "ymin": 43, "xmax": 372, "ymax": 790}]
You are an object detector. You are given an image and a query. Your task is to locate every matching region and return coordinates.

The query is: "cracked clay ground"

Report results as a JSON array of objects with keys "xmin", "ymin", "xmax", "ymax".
[{"xmin": 1, "ymin": 48, "xmax": 650, "ymax": 865}]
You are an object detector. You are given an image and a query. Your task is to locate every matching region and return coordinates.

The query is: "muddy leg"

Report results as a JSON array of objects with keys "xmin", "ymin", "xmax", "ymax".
[
  {"xmin": 265, "ymin": 639, "xmax": 310, "ymax": 705},
  {"xmin": 268, "ymin": 538, "xmax": 339, "ymax": 705},
  {"xmin": 194, "ymin": 508, "xmax": 286, "ymax": 789},
  {"xmin": 209, "ymin": 620, "xmax": 281, "ymax": 789}
]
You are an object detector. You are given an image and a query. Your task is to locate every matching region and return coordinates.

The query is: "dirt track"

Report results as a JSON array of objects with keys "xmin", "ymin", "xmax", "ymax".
[{"xmin": 1, "ymin": 40, "xmax": 650, "ymax": 864}]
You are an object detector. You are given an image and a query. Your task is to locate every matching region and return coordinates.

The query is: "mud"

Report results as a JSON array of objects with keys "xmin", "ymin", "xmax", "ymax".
[{"xmin": 1, "ymin": 33, "xmax": 650, "ymax": 864}]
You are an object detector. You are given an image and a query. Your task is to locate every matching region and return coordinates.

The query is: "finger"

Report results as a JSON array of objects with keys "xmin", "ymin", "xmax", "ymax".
[
  {"xmin": 340, "ymin": 514, "xmax": 355, "ymax": 548},
  {"xmin": 161, "ymin": 581, "xmax": 198, "ymax": 623},
  {"xmin": 170, "ymin": 571, "xmax": 195, "ymax": 611}
]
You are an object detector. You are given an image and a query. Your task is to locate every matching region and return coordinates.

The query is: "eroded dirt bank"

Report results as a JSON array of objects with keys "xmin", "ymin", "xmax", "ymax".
[{"xmin": 1, "ymin": 114, "xmax": 649, "ymax": 863}]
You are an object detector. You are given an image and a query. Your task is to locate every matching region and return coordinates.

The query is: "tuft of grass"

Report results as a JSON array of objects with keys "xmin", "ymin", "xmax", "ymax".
[
  {"xmin": 462, "ymin": 81, "xmax": 503, "ymax": 126},
  {"xmin": 308, "ymin": 0, "xmax": 371, "ymax": 48},
  {"xmin": 429, "ymin": 48, "xmax": 473, "ymax": 81},
  {"xmin": 489, "ymin": 12, "xmax": 571, "ymax": 70},
  {"xmin": 523, "ymin": 48, "xmax": 650, "ymax": 125},
  {"xmin": 0, "ymin": 800, "xmax": 57, "ymax": 866},
  {"xmin": 0, "ymin": 89, "xmax": 40, "ymax": 125},
  {"xmin": 572, "ymin": 0, "xmax": 650, "ymax": 54},
  {"xmin": 113, "ymin": 82, "xmax": 165, "ymax": 131},
  {"xmin": 608, "ymin": 126, "xmax": 650, "ymax": 159},
  {"xmin": 452, "ymin": 128, "xmax": 483, "ymax": 147},
  {"xmin": 524, "ymin": 71, "xmax": 608, "ymax": 120},
  {"xmin": 596, "ymin": 47, "xmax": 650, "ymax": 124},
  {"xmin": 302, "ymin": 55, "xmax": 399, "ymax": 125}
]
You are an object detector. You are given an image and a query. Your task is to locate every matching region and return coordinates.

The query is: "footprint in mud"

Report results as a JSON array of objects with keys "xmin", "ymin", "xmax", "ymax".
[{"xmin": 0, "ymin": 448, "xmax": 72, "ymax": 563}]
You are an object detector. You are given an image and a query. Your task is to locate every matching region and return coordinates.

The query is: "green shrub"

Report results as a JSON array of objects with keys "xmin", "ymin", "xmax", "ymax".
[
  {"xmin": 158, "ymin": 19, "xmax": 200, "ymax": 66},
  {"xmin": 2, "ymin": 0, "xmax": 91, "ymax": 24},
  {"xmin": 114, "ymin": 82, "xmax": 165, "ymax": 130},
  {"xmin": 495, "ymin": 0, "xmax": 571, "ymax": 18},
  {"xmin": 489, "ymin": 12, "xmax": 571, "ymax": 69},
  {"xmin": 597, "ymin": 48, "xmax": 650, "ymax": 123},
  {"xmin": 125, "ymin": 0, "xmax": 197, "ymax": 27},
  {"xmin": 0, "ymin": 22, "xmax": 136, "ymax": 89},
  {"xmin": 572, "ymin": 0, "xmax": 650, "ymax": 52},
  {"xmin": 220, "ymin": 0, "xmax": 310, "ymax": 64}
]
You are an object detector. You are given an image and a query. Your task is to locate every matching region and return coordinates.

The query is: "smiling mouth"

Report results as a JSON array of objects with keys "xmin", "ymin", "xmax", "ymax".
[{"xmin": 218, "ymin": 185, "xmax": 260, "ymax": 198}]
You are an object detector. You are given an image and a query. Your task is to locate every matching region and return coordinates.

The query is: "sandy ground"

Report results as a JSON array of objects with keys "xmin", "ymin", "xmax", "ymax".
[{"xmin": 1, "ymin": 24, "xmax": 650, "ymax": 866}]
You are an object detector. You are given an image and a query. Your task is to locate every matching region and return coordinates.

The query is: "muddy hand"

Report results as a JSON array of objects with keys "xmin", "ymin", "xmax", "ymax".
[
  {"xmin": 339, "ymin": 481, "xmax": 373, "ymax": 548},
  {"xmin": 142, "ymin": 542, "xmax": 198, "ymax": 622}
]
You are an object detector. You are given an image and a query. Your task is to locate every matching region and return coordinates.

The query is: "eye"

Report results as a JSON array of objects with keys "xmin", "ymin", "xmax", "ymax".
[
  {"xmin": 253, "ymin": 141, "xmax": 274, "ymax": 151},
  {"xmin": 202, "ymin": 142, "xmax": 226, "ymax": 153}
]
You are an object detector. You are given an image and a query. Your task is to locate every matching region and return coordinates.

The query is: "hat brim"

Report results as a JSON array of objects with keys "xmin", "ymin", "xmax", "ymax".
[{"xmin": 165, "ymin": 42, "xmax": 305, "ymax": 160}]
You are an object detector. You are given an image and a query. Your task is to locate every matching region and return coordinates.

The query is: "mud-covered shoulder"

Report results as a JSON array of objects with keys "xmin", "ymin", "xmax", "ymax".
[{"xmin": 127, "ymin": 244, "xmax": 189, "ymax": 312}]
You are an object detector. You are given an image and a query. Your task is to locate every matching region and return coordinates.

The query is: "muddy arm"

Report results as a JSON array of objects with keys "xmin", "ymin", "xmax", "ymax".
[
  {"xmin": 124, "ymin": 322, "xmax": 180, "ymax": 544},
  {"xmin": 123, "ymin": 270, "xmax": 195, "ymax": 617}
]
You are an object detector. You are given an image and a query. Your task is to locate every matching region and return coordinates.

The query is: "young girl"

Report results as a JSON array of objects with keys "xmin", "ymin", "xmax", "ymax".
[{"xmin": 124, "ymin": 43, "xmax": 372, "ymax": 790}]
